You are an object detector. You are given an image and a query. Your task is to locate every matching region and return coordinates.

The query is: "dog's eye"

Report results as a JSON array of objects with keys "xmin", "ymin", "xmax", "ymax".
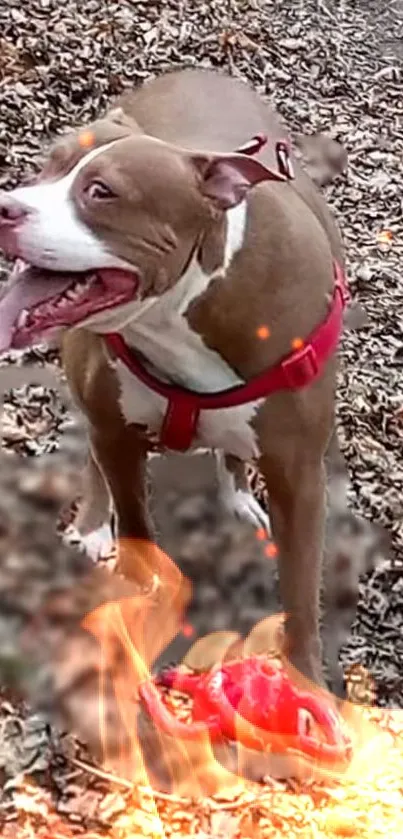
[{"xmin": 85, "ymin": 180, "xmax": 116, "ymax": 201}]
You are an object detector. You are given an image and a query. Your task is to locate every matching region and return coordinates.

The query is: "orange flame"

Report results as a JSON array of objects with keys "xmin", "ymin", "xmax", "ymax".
[
  {"xmin": 82, "ymin": 539, "xmax": 241, "ymax": 798},
  {"xmin": 10, "ymin": 538, "xmax": 403, "ymax": 838},
  {"xmin": 79, "ymin": 540, "xmax": 401, "ymax": 796}
]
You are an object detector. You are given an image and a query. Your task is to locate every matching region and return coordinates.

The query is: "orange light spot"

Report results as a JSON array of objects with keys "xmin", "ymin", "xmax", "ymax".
[
  {"xmin": 265, "ymin": 542, "xmax": 278, "ymax": 558},
  {"xmin": 182, "ymin": 622, "xmax": 194, "ymax": 638},
  {"xmin": 377, "ymin": 229, "xmax": 393, "ymax": 245},
  {"xmin": 256, "ymin": 527, "xmax": 267, "ymax": 541},
  {"xmin": 79, "ymin": 130, "xmax": 95, "ymax": 149},
  {"xmin": 256, "ymin": 325, "xmax": 271, "ymax": 340},
  {"xmin": 291, "ymin": 337, "xmax": 304, "ymax": 351}
]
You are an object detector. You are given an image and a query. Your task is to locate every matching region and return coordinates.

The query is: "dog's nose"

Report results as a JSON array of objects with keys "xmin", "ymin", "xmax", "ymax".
[{"xmin": 0, "ymin": 191, "xmax": 29, "ymax": 224}]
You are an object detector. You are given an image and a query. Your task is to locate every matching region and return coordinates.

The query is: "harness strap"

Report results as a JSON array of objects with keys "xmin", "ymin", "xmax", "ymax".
[{"xmin": 105, "ymin": 262, "xmax": 348, "ymax": 451}]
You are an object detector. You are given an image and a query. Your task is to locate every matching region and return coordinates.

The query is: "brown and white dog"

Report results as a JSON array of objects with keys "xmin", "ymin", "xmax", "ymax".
[{"xmin": 0, "ymin": 69, "xmax": 350, "ymax": 690}]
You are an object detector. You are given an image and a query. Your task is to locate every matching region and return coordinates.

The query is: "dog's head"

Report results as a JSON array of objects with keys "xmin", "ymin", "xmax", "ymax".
[{"xmin": 0, "ymin": 113, "xmax": 274, "ymax": 352}]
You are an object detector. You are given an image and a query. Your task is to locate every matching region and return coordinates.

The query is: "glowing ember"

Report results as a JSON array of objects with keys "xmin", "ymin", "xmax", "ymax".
[
  {"xmin": 291, "ymin": 337, "xmax": 304, "ymax": 351},
  {"xmin": 256, "ymin": 325, "xmax": 271, "ymax": 340},
  {"xmin": 376, "ymin": 229, "xmax": 393, "ymax": 246},
  {"xmin": 78, "ymin": 130, "xmax": 96, "ymax": 148}
]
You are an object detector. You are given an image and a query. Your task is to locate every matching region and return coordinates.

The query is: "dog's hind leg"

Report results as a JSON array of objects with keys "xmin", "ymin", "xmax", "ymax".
[
  {"xmin": 256, "ymin": 374, "xmax": 336, "ymax": 689},
  {"xmin": 216, "ymin": 452, "xmax": 271, "ymax": 535}
]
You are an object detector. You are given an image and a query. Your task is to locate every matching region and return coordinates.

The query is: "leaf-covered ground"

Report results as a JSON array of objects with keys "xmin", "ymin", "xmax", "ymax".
[{"xmin": 0, "ymin": 0, "xmax": 402, "ymax": 835}]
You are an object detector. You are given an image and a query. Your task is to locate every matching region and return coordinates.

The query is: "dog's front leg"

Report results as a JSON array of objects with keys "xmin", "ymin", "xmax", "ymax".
[
  {"xmin": 74, "ymin": 450, "xmax": 112, "ymax": 535},
  {"xmin": 90, "ymin": 425, "xmax": 155, "ymax": 585}
]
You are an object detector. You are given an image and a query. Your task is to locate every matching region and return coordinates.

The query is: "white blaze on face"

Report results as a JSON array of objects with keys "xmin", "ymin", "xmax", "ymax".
[{"xmin": 9, "ymin": 141, "xmax": 130, "ymax": 272}]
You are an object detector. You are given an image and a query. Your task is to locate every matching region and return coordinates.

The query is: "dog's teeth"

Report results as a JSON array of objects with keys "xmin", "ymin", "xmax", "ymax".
[
  {"xmin": 63, "ymin": 275, "xmax": 95, "ymax": 302},
  {"xmin": 81, "ymin": 274, "xmax": 95, "ymax": 288},
  {"xmin": 17, "ymin": 309, "xmax": 29, "ymax": 328}
]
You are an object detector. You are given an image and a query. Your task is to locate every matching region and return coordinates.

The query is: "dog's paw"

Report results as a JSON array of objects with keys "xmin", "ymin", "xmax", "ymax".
[
  {"xmin": 62, "ymin": 521, "xmax": 114, "ymax": 562},
  {"xmin": 227, "ymin": 488, "xmax": 271, "ymax": 534},
  {"xmin": 215, "ymin": 451, "xmax": 272, "ymax": 534}
]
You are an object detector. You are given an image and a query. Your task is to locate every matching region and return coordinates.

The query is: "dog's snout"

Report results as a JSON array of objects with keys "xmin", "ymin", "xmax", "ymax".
[
  {"xmin": 0, "ymin": 192, "xmax": 29, "ymax": 224},
  {"xmin": 0, "ymin": 191, "xmax": 31, "ymax": 259}
]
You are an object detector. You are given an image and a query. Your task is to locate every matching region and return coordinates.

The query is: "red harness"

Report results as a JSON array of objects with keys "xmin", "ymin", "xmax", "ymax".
[{"xmin": 104, "ymin": 261, "xmax": 348, "ymax": 451}]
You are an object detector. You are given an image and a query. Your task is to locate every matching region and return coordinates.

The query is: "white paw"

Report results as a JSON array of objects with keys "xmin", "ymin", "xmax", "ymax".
[
  {"xmin": 63, "ymin": 522, "xmax": 114, "ymax": 562},
  {"xmin": 215, "ymin": 451, "xmax": 271, "ymax": 535},
  {"xmin": 231, "ymin": 489, "xmax": 272, "ymax": 534}
]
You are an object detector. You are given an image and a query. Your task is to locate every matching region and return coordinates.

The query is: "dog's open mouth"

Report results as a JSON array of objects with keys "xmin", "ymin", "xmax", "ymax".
[{"xmin": 0, "ymin": 264, "xmax": 139, "ymax": 352}]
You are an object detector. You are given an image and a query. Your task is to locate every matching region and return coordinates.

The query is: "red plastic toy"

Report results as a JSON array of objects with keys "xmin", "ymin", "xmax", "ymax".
[{"xmin": 139, "ymin": 656, "xmax": 352, "ymax": 765}]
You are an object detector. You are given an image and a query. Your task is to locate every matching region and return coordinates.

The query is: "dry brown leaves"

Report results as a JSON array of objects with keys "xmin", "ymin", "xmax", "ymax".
[
  {"xmin": 0, "ymin": 0, "xmax": 402, "ymax": 836},
  {"xmin": 1, "ymin": 702, "xmax": 403, "ymax": 839}
]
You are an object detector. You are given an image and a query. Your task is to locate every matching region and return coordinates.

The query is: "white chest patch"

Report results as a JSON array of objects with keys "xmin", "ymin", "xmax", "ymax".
[{"xmin": 110, "ymin": 202, "xmax": 264, "ymax": 460}]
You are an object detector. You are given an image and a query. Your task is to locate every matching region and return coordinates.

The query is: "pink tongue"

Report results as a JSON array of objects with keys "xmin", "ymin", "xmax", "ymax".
[{"xmin": 0, "ymin": 268, "xmax": 73, "ymax": 352}]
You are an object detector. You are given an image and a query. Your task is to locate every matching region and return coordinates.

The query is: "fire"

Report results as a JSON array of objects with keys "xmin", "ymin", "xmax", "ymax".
[
  {"xmin": 7, "ymin": 537, "xmax": 403, "ymax": 838},
  {"xmin": 79, "ymin": 539, "xmax": 403, "ymax": 818},
  {"xmin": 82, "ymin": 539, "xmax": 243, "ymax": 799}
]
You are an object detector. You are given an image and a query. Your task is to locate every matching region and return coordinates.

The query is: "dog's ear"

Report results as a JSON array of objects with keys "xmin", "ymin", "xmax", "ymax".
[
  {"xmin": 106, "ymin": 107, "xmax": 140, "ymax": 134},
  {"xmin": 190, "ymin": 150, "xmax": 276, "ymax": 210}
]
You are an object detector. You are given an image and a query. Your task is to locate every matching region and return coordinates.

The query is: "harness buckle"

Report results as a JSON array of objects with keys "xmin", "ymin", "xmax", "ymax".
[{"xmin": 281, "ymin": 343, "xmax": 319, "ymax": 389}]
